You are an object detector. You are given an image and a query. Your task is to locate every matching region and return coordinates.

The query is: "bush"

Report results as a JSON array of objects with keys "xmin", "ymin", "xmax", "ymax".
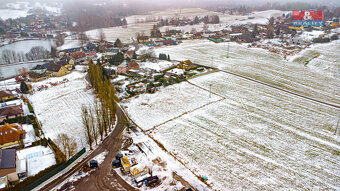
[
  {"xmin": 0, "ymin": 116, "xmax": 31, "ymax": 125},
  {"xmin": 48, "ymin": 138, "xmax": 66, "ymax": 164},
  {"xmin": 313, "ymin": 37, "xmax": 330, "ymax": 43},
  {"xmin": 331, "ymin": 34, "xmax": 338, "ymax": 40}
]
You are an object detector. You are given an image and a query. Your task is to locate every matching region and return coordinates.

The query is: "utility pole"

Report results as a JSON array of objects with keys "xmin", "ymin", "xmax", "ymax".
[
  {"xmin": 211, "ymin": 56, "xmax": 214, "ymax": 67},
  {"xmin": 209, "ymin": 84, "xmax": 212, "ymax": 98},
  {"xmin": 227, "ymin": 42, "xmax": 230, "ymax": 58},
  {"xmin": 335, "ymin": 117, "xmax": 340, "ymax": 135}
]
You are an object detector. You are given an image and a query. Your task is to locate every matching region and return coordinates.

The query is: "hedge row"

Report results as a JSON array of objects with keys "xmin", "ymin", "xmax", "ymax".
[{"xmin": 27, "ymin": 102, "xmax": 35, "ymax": 114}]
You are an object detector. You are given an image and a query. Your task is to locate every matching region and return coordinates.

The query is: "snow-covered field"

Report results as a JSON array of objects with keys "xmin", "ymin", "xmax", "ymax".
[
  {"xmin": 86, "ymin": 22, "xmax": 156, "ymax": 43},
  {"xmin": 28, "ymin": 72, "xmax": 96, "ymax": 151},
  {"xmin": 122, "ymin": 81, "xmax": 220, "ymax": 131},
  {"xmin": 57, "ymin": 39, "xmax": 81, "ymax": 51},
  {"xmin": 0, "ymin": 1, "xmax": 61, "ymax": 20},
  {"xmin": 86, "ymin": 8, "xmax": 286, "ymax": 43},
  {"xmin": 139, "ymin": 60, "xmax": 177, "ymax": 72},
  {"xmin": 124, "ymin": 38, "xmax": 340, "ymax": 190},
  {"xmin": 154, "ymin": 39, "xmax": 340, "ymax": 105},
  {"xmin": 0, "ymin": 39, "xmax": 55, "ymax": 55},
  {"xmin": 125, "ymin": 71, "xmax": 339, "ymax": 190}
]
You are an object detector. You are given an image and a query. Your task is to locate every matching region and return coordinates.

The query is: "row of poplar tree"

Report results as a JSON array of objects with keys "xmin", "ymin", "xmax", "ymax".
[{"xmin": 82, "ymin": 59, "xmax": 119, "ymax": 150}]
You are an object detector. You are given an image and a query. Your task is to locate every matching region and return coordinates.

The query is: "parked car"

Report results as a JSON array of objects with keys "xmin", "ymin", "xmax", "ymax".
[
  {"xmin": 145, "ymin": 176, "xmax": 159, "ymax": 186},
  {"xmin": 89, "ymin": 159, "xmax": 98, "ymax": 169},
  {"xmin": 112, "ymin": 159, "xmax": 121, "ymax": 168}
]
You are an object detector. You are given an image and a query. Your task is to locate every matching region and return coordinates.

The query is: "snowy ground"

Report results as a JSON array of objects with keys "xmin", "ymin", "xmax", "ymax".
[
  {"xmin": 154, "ymin": 39, "xmax": 340, "ymax": 105},
  {"xmin": 22, "ymin": 124, "xmax": 38, "ymax": 146},
  {"xmin": 57, "ymin": 39, "xmax": 81, "ymax": 51},
  {"xmin": 17, "ymin": 145, "xmax": 56, "ymax": 177},
  {"xmin": 28, "ymin": 72, "xmax": 96, "ymax": 151},
  {"xmin": 124, "ymin": 71, "xmax": 339, "ymax": 190},
  {"xmin": 86, "ymin": 22, "xmax": 156, "ymax": 43},
  {"xmin": 139, "ymin": 60, "xmax": 177, "ymax": 72},
  {"xmin": 0, "ymin": 1, "xmax": 61, "ymax": 20},
  {"xmin": 123, "ymin": 37, "xmax": 340, "ymax": 190},
  {"xmin": 122, "ymin": 81, "xmax": 221, "ymax": 131},
  {"xmin": 86, "ymin": 9, "xmax": 286, "ymax": 43}
]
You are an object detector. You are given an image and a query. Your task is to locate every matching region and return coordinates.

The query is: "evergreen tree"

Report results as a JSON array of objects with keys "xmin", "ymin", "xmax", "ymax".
[
  {"xmin": 167, "ymin": 54, "xmax": 170, "ymax": 61},
  {"xmin": 114, "ymin": 38, "xmax": 123, "ymax": 48},
  {"xmin": 20, "ymin": 81, "xmax": 29, "ymax": 93},
  {"xmin": 132, "ymin": 51, "xmax": 137, "ymax": 59}
]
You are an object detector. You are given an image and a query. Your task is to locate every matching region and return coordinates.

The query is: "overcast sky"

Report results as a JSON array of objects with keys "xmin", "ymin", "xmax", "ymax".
[{"xmin": 0, "ymin": 0, "xmax": 339, "ymax": 8}]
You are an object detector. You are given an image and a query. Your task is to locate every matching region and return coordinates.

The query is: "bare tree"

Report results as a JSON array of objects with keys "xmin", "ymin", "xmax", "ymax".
[
  {"xmin": 79, "ymin": 32, "xmax": 88, "ymax": 47},
  {"xmin": 55, "ymin": 133, "xmax": 78, "ymax": 159},
  {"xmin": 18, "ymin": 67, "xmax": 29, "ymax": 78},
  {"xmin": 82, "ymin": 105, "xmax": 93, "ymax": 150},
  {"xmin": 267, "ymin": 17, "xmax": 275, "ymax": 39},
  {"xmin": 89, "ymin": 108, "xmax": 98, "ymax": 145},
  {"xmin": 190, "ymin": 28, "xmax": 197, "ymax": 34},
  {"xmin": 56, "ymin": 32, "xmax": 65, "ymax": 47},
  {"xmin": 203, "ymin": 24, "xmax": 209, "ymax": 32},
  {"xmin": 25, "ymin": 46, "xmax": 50, "ymax": 61},
  {"xmin": 95, "ymin": 101, "xmax": 104, "ymax": 140},
  {"xmin": 99, "ymin": 29, "xmax": 106, "ymax": 42}
]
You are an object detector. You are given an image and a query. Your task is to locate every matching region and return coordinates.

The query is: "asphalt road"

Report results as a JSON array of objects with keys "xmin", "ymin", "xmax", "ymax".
[{"xmin": 39, "ymin": 106, "xmax": 136, "ymax": 191}]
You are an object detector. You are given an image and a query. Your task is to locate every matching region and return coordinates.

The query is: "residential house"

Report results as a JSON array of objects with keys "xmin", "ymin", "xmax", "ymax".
[
  {"xmin": 62, "ymin": 47, "xmax": 81, "ymax": 54},
  {"xmin": 70, "ymin": 52, "xmax": 86, "ymax": 63},
  {"xmin": 163, "ymin": 40, "xmax": 177, "ymax": 46},
  {"xmin": 0, "ymin": 149, "xmax": 18, "ymax": 184},
  {"xmin": 193, "ymin": 32, "xmax": 203, "ymax": 39},
  {"xmin": 236, "ymin": 35, "xmax": 252, "ymax": 43},
  {"xmin": 106, "ymin": 48, "xmax": 120, "ymax": 54},
  {"xmin": 0, "ymin": 91, "xmax": 14, "ymax": 102},
  {"xmin": 177, "ymin": 60, "xmax": 197, "ymax": 70},
  {"xmin": 0, "ymin": 124, "xmax": 25, "ymax": 146},
  {"xmin": 153, "ymin": 41, "xmax": 164, "ymax": 46},
  {"xmin": 137, "ymin": 36, "xmax": 149, "ymax": 44},
  {"xmin": 57, "ymin": 58, "xmax": 74, "ymax": 70},
  {"xmin": 128, "ymin": 61, "xmax": 139, "ymax": 70},
  {"xmin": 85, "ymin": 42, "xmax": 97, "ymax": 52},
  {"xmin": 31, "ymin": 65, "xmax": 47, "ymax": 74},
  {"xmin": 28, "ymin": 72, "xmax": 47, "ymax": 82},
  {"xmin": 208, "ymin": 35, "xmax": 223, "ymax": 43},
  {"xmin": 117, "ymin": 63, "xmax": 129, "ymax": 74},
  {"xmin": 290, "ymin": 37, "xmax": 307, "ymax": 46},
  {"xmin": 46, "ymin": 63, "xmax": 68, "ymax": 77},
  {"xmin": 0, "ymin": 105, "xmax": 24, "ymax": 122},
  {"xmin": 125, "ymin": 50, "xmax": 135, "ymax": 59}
]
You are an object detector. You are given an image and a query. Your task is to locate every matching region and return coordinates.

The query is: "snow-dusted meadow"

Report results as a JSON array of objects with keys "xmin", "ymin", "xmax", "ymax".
[
  {"xmin": 122, "ymin": 82, "xmax": 220, "ymax": 131},
  {"xmin": 28, "ymin": 72, "xmax": 96, "ymax": 151},
  {"xmin": 149, "ymin": 72, "xmax": 340, "ymax": 190},
  {"xmin": 154, "ymin": 40, "xmax": 340, "ymax": 105},
  {"xmin": 124, "ymin": 39, "xmax": 340, "ymax": 190}
]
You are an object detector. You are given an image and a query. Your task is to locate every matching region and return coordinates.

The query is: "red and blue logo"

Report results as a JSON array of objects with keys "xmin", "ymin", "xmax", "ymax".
[{"xmin": 292, "ymin": 11, "xmax": 324, "ymax": 26}]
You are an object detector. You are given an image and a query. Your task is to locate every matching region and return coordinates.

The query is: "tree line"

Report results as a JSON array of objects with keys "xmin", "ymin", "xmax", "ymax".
[
  {"xmin": 82, "ymin": 59, "xmax": 119, "ymax": 150},
  {"xmin": 0, "ymin": 46, "xmax": 50, "ymax": 64}
]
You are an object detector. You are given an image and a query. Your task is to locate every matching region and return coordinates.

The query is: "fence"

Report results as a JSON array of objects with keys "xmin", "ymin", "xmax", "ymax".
[{"xmin": 21, "ymin": 148, "xmax": 86, "ymax": 191}]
